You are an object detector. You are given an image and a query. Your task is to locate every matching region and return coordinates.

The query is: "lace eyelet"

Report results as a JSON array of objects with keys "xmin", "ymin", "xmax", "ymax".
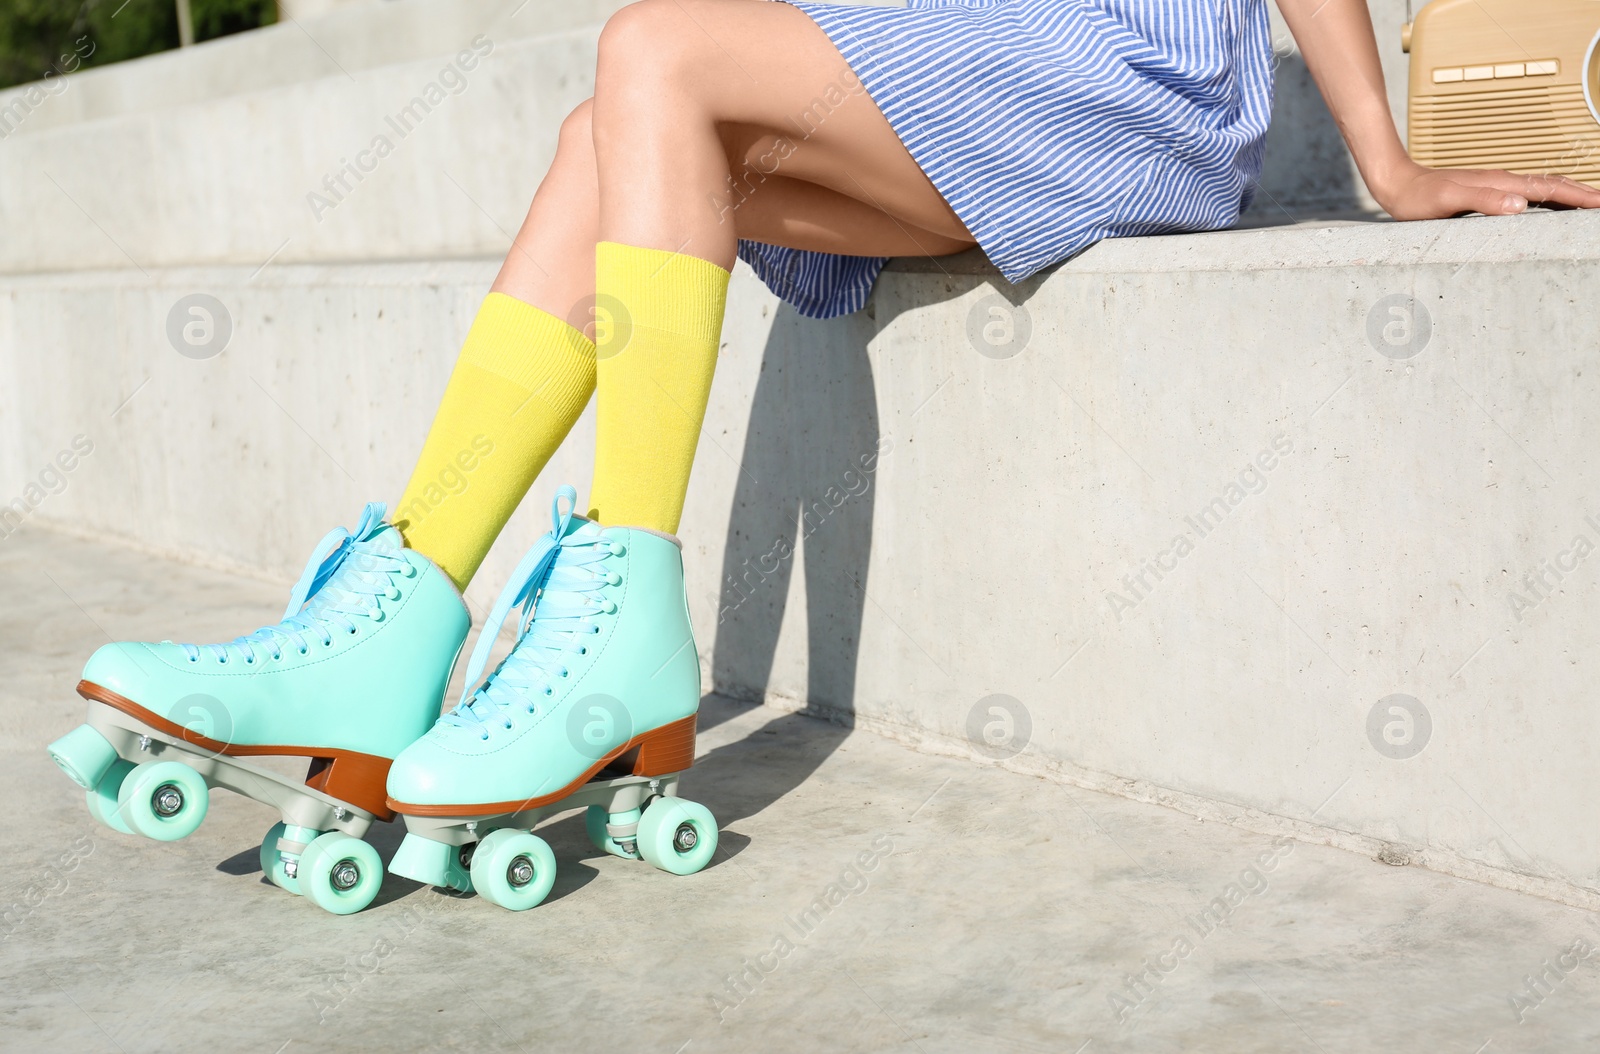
[
  {"xmin": 188, "ymin": 656, "xmax": 198, "ymax": 664},
  {"xmin": 323, "ymin": 639, "xmax": 333, "ymax": 648},
  {"xmin": 217, "ymin": 656, "xmax": 228, "ymax": 665},
  {"xmin": 299, "ymin": 648, "xmax": 309, "ymax": 656},
  {"xmin": 544, "ymin": 688, "xmax": 553, "ymax": 696},
  {"xmin": 348, "ymin": 627, "xmax": 358, "ymax": 635},
  {"xmin": 403, "ymin": 564, "xmax": 418, "ymax": 578},
  {"xmin": 244, "ymin": 657, "xmax": 255, "ymax": 665},
  {"xmin": 578, "ymin": 647, "xmax": 587, "ymax": 655}
]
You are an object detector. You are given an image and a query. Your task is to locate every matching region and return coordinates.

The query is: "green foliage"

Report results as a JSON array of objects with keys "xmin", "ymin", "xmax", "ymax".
[
  {"xmin": 191, "ymin": 0, "xmax": 277, "ymax": 40},
  {"xmin": 0, "ymin": 0, "xmax": 277, "ymax": 91}
]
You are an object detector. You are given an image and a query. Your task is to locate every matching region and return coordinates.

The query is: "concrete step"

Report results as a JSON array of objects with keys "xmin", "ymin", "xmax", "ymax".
[
  {"xmin": 6, "ymin": 523, "xmax": 1600, "ymax": 1051},
  {"xmin": 0, "ymin": 0, "xmax": 626, "ymax": 137},
  {"xmin": 0, "ymin": 6, "xmax": 616, "ymax": 275},
  {"xmin": 3, "ymin": 207, "xmax": 1597, "ymax": 906},
  {"xmin": 0, "ymin": 0, "xmax": 1409, "ymax": 276}
]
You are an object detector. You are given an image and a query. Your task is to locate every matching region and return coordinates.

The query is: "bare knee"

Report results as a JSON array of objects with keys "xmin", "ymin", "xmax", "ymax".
[
  {"xmin": 594, "ymin": 0, "xmax": 704, "ymax": 125},
  {"xmin": 556, "ymin": 98, "xmax": 596, "ymax": 159}
]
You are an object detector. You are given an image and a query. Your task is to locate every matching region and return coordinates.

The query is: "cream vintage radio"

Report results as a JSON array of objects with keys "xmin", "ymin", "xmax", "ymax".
[{"xmin": 1404, "ymin": 0, "xmax": 1600, "ymax": 187}]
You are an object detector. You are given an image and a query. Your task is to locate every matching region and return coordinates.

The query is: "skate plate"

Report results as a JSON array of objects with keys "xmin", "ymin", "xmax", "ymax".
[
  {"xmin": 83, "ymin": 699, "xmax": 381, "ymax": 838},
  {"xmin": 396, "ymin": 769, "xmax": 681, "ymax": 848},
  {"xmin": 391, "ymin": 767, "xmax": 719, "ymax": 910}
]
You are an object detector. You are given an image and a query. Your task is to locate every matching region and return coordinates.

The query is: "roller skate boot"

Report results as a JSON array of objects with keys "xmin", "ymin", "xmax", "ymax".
[
  {"xmin": 385, "ymin": 486, "xmax": 717, "ymax": 910},
  {"xmin": 46, "ymin": 503, "xmax": 470, "ymax": 914}
]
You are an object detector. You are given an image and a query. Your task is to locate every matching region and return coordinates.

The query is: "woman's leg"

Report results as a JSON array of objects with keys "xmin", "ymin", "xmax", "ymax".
[
  {"xmin": 491, "ymin": 88, "xmax": 975, "ymax": 329},
  {"xmin": 488, "ymin": 100, "xmax": 603, "ymax": 325},
  {"xmin": 392, "ymin": 106, "xmax": 603, "ymax": 591},
  {"xmin": 403, "ymin": 0, "xmax": 976, "ymax": 575},
  {"xmin": 585, "ymin": 0, "xmax": 973, "ymax": 531},
  {"xmin": 592, "ymin": 0, "xmax": 974, "ymax": 261}
]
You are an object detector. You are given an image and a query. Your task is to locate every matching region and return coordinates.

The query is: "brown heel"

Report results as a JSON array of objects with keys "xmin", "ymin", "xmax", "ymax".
[
  {"xmin": 620, "ymin": 714, "xmax": 698, "ymax": 777},
  {"xmin": 304, "ymin": 751, "xmax": 396, "ymax": 821}
]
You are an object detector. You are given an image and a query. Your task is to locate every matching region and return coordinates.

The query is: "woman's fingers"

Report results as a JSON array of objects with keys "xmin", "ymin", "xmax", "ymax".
[
  {"xmin": 1516, "ymin": 173, "xmax": 1600, "ymax": 208},
  {"xmin": 1385, "ymin": 164, "xmax": 1600, "ymax": 220},
  {"xmin": 1437, "ymin": 177, "xmax": 1528, "ymax": 217},
  {"xmin": 1463, "ymin": 169, "xmax": 1600, "ymax": 208}
]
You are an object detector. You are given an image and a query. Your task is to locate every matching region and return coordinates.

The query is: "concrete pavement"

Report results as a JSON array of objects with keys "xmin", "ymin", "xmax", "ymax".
[{"xmin": 4, "ymin": 523, "xmax": 1598, "ymax": 1052}]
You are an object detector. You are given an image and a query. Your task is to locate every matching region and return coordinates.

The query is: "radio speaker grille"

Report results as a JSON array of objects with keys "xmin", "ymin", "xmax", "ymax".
[{"xmin": 1410, "ymin": 82, "xmax": 1600, "ymax": 184}]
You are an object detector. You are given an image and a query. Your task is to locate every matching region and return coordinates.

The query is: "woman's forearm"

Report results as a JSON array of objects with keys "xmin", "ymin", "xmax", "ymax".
[{"xmin": 1274, "ymin": 0, "xmax": 1412, "ymax": 197}]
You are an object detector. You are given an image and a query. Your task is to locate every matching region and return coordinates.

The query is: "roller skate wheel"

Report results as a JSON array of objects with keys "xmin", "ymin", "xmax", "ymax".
[
  {"xmin": 259, "ymin": 821, "xmax": 304, "ymax": 896},
  {"xmin": 636, "ymin": 797, "xmax": 717, "ymax": 876},
  {"xmin": 48, "ymin": 724, "xmax": 120, "ymax": 790},
  {"xmin": 298, "ymin": 832, "xmax": 382, "ymax": 915},
  {"xmin": 117, "ymin": 760, "xmax": 209, "ymax": 841},
  {"xmin": 469, "ymin": 829, "xmax": 557, "ymax": 912},
  {"xmin": 84, "ymin": 758, "xmax": 136, "ymax": 835}
]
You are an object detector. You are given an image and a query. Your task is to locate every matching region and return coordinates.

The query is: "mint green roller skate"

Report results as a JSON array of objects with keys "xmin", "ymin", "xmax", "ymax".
[
  {"xmin": 385, "ymin": 486, "xmax": 718, "ymax": 911},
  {"xmin": 46, "ymin": 503, "xmax": 470, "ymax": 915}
]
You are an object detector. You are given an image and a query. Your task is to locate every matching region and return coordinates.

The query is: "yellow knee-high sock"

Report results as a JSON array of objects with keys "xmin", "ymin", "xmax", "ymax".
[
  {"xmin": 588, "ymin": 242, "xmax": 730, "ymax": 533},
  {"xmin": 395, "ymin": 292, "xmax": 595, "ymax": 590}
]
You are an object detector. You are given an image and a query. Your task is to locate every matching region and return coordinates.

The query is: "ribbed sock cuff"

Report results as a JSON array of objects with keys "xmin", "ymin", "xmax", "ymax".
[
  {"xmin": 461, "ymin": 292, "xmax": 596, "ymax": 409},
  {"xmin": 596, "ymin": 241, "xmax": 730, "ymax": 349}
]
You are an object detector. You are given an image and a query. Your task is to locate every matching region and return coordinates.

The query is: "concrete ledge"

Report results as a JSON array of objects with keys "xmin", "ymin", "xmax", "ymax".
[
  {"xmin": 0, "ymin": 0, "xmax": 1412, "ymax": 275},
  {"xmin": 0, "ymin": 0, "xmax": 625, "ymax": 137},
  {"xmin": 0, "ymin": 20, "xmax": 606, "ymax": 275},
  {"xmin": 888, "ymin": 207, "xmax": 1589, "ymax": 274},
  {"xmin": 4, "ymin": 208, "xmax": 1597, "ymax": 904}
]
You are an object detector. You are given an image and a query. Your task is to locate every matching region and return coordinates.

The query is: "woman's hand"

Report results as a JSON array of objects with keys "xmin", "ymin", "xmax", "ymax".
[
  {"xmin": 1277, "ymin": 0, "xmax": 1600, "ymax": 221},
  {"xmin": 1370, "ymin": 159, "xmax": 1600, "ymax": 220}
]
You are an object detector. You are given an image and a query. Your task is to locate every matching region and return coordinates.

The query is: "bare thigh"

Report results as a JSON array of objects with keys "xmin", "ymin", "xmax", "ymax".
[
  {"xmin": 593, "ymin": 0, "xmax": 976, "ymax": 265},
  {"xmin": 493, "ymin": 1, "xmax": 975, "ymax": 322}
]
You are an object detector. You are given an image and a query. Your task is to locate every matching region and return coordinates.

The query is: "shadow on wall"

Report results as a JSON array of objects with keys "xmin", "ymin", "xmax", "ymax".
[
  {"xmin": 1242, "ymin": 52, "xmax": 1366, "ymax": 222},
  {"xmin": 693, "ymin": 299, "xmax": 885, "ymax": 827}
]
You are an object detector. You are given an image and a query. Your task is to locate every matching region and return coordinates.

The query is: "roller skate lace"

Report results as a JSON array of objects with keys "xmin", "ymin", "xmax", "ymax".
[
  {"xmin": 442, "ymin": 487, "xmax": 620, "ymax": 741},
  {"xmin": 175, "ymin": 503, "xmax": 414, "ymax": 665}
]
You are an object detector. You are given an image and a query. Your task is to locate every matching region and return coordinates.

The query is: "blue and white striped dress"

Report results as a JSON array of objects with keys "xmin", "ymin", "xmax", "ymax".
[{"xmin": 737, "ymin": 0, "xmax": 1276, "ymax": 318}]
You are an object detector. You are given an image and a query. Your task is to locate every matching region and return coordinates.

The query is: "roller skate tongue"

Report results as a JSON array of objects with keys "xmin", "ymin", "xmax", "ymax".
[
  {"xmin": 176, "ymin": 502, "xmax": 414, "ymax": 664},
  {"xmin": 289, "ymin": 502, "xmax": 397, "ymax": 614},
  {"xmin": 368, "ymin": 525, "xmax": 405, "ymax": 550},
  {"xmin": 441, "ymin": 486, "xmax": 609, "ymax": 738}
]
